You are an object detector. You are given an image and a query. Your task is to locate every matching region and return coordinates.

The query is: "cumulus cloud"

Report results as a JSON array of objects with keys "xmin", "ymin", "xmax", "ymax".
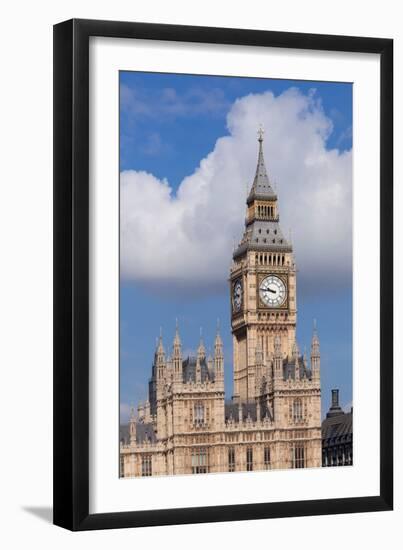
[{"xmin": 120, "ymin": 88, "xmax": 352, "ymax": 297}]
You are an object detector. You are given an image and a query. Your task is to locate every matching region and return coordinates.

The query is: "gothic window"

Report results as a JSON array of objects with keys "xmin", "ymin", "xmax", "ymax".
[
  {"xmin": 194, "ymin": 403, "xmax": 205, "ymax": 425},
  {"xmin": 292, "ymin": 445, "xmax": 305, "ymax": 468},
  {"xmin": 228, "ymin": 447, "xmax": 235, "ymax": 472},
  {"xmin": 141, "ymin": 454, "xmax": 152, "ymax": 476},
  {"xmin": 192, "ymin": 447, "xmax": 208, "ymax": 474},
  {"xmin": 293, "ymin": 398, "xmax": 303, "ymax": 422},
  {"xmin": 246, "ymin": 447, "xmax": 253, "ymax": 471},
  {"xmin": 264, "ymin": 446, "xmax": 271, "ymax": 469}
]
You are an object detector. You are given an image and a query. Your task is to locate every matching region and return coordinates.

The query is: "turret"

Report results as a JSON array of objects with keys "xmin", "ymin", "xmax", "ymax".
[
  {"xmin": 292, "ymin": 339, "xmax": 300, "ymax": 379},
  {"xmin": 311, "ymin": 319, "xmax": 320, "ymax": 382},
  {"xmin": 255, "ymin": 339, "xmax": 264, "ymax": 394},
  {"xmin": 196, "ymin": 329, "xmax": 205, "ymax": 384},
  {"xmin": 207, "ymin": 353, "xmax": 213, "ymax": 378},
  {"xmin": 172, "ymin": 320, "xmax": 182, "ymax": 382},
  {"xmin": 129, "ymin": 406, "xmax": 136, "ymax": 445},
  {"xmin": 144, "ymin": 400, "xmax": 151, "ymax": 422},
  {"xmin": 273, "ymin": 334, "xmax": 282, "ymax": 381},
  {"xmin": 155, "ymin": 331, "xmax": 166, "ymax": 383},
  {"xmin": 137, "ymin": 401, "xmax": 144, "ymax": 421},
  {"xmin": 214, "ymin": 321, "xmax": 224, "ymax": 382}
]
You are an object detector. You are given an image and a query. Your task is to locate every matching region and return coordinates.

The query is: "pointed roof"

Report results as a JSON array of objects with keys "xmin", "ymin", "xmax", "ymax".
[
  {"xmin": 197, "ymin": 328, "xmax": 206, "ymax": 357},
  {"xmin": 214, "ymin": 319, "xmax": 223, "ymax": 348},
  {"xmin": 157, "ymin": 335, "xmax": 164, "ymax": 354},
  {"xmin": 247, "ymin": 127, "xmax": 277, "ymax": 204},
  {"xmin": 311, "ymin": 319, "xmax": 320, "ymax": 354},
  {"xmin": 155, "ymin": 330, "xmax": 165, "ymax": 362},
  {"xmin": 233, "ymin": 129, "xmax": 291, "ymax": 259},
  {"xmin": 173, "ymin": 318, "xmax": 181, "ymax": 347}
]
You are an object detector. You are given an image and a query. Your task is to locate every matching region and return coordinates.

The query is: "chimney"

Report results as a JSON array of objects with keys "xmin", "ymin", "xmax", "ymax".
[
  {"xmin": 326, "ymin": 388, "xmax": 344, "ymax": 418},
  {"xmin": 332, "ymin": 389, "xmax": 339, "ymax": 407}
]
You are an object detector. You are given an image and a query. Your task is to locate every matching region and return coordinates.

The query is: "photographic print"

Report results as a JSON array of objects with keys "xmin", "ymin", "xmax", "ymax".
[{"xmin": 119, "ymin": 72, "xmax": 353, "ymax": 478}]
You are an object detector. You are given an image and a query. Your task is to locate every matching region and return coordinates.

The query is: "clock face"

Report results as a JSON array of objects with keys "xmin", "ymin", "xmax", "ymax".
[
  {"xmin": 259, "ymin": 275, "xmax": 286, "ymax": 307},
  {"xmin": 232, "ymin": 280, "xmax": 243, "ymax": 312}
]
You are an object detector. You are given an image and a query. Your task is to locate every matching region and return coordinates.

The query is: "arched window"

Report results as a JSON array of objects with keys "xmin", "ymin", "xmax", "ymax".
[
  {"xmin": 194, "ymin": 403, "xmax": 205, "ymax": 425},
  {"xmin": 293, "ymin": 398, "xmax": 303, "ymax": 422}
]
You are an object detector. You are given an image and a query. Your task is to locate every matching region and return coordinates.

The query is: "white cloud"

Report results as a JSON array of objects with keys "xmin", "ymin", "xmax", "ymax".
[{"xmin": 120, "ymin": 88, "xmax": 352, "ymax": 296}]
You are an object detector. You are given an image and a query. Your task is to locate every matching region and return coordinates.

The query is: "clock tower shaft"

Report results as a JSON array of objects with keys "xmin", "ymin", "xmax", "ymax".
[{"xmin": 230, "ymin": 129, "xmax": 296, "ymax": 403}]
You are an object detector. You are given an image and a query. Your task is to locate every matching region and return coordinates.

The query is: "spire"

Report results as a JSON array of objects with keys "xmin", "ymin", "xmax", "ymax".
[
  {"xmin": 292, "ymin": 338, "xmax": 300, "ymax": 379},
  {"xmin": 214, "ymin": 319, "xmax": 223, "ymax": 350},
  {"xmin": 292, "ymin": 339, "xmax": 299, "ymax": 358},
  {"xmin": 311, "ymin": 319, "xmax": 320, "ymax": 356},
  {"xmin": 233, "ymin": 129, "xmax": 291, "ymax": 260},
  {"xmin": 247, "ymin": 126, "xmax": 277, "ymax": 204},
  {"xmin": 173, "ymin": 318, "xmax": 181, "ymax": 348},
  {"xmin": 214, "ymin": 321, "xmax": 224, "ymax": 382},
  {"xmin": 311, "ymin": 319, "xmax": 320, "ymax": 382},
  {"xmin": 197, "ymin": 327, "xmax": 206, "ymax": 358},
  {"xmin": 155, "ymin": 330, "xmax": 166, "ymax": 384},
  {"xmin": 156, "ymin": 330, "xmax": 165, "ymax": 359},
  {"xmin": 129, "ymin": 406, "xmax": 136, "ymax": 445}
]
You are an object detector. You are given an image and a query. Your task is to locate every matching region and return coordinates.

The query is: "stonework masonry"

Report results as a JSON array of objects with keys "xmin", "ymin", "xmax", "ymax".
[{"xmin": 120, "ymin": 130, "xmax": 322, "ymax": 477}]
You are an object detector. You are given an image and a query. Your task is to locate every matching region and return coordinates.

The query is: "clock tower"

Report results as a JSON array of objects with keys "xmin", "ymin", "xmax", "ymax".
[{"xmin": 230, "ymin": 128, "xmax": 297, "ymax": 403}]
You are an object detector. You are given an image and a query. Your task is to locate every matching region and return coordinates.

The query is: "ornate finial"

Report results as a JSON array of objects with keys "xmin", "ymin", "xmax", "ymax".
[{"xmin": 257, "ymin": 124, "xmax": 264, "ymax": 142}]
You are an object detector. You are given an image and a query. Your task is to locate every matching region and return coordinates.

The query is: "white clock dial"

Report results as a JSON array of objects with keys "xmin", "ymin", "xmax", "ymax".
[
  {"xmin": 232, "ymin": 280, "xmax": 243, "ymax": 312},
  {"xmin": 259, "ymin": 275, "xmax": 286, "ymax": 307}
]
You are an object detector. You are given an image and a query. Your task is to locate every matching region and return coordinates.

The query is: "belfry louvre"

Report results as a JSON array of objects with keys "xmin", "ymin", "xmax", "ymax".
[{"xmin": 120, "ymin": 131, "xmax": 322, "ymax": 477}]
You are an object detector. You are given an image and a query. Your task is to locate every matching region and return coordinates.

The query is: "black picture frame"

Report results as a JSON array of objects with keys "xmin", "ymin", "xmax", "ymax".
[{"xmin": 53, "ymin": 18, "xmax": 393, "ymax": 531}]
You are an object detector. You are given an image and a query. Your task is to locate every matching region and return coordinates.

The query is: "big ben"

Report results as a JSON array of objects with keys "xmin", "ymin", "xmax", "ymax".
[
  {"xmin": 231, "ymin": 128, "xmax": 299, "ymax": 403},
  {"xmin": 121, "ymin": 126, "xmax": 322, "ymax": 477}
]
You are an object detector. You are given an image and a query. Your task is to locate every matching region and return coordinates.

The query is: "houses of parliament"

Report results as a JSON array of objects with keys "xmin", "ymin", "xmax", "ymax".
[{"xmin": 120, "ymin": 129, "xmax": 322, "ymax": 477}]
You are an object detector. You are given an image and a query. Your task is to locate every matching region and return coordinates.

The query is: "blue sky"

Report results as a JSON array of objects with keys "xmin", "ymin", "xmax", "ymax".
[{"xmin": 119, "ymin": 71, "xmax": 353, "ymax": 421}]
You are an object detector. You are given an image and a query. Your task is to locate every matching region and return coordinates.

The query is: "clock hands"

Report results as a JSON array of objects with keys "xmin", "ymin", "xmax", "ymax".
[{"xmin": 263, "ymin": 286, "xmax": 276, "ymax": 294}]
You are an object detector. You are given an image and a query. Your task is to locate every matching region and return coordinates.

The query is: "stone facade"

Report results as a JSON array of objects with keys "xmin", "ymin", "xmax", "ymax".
[{"xmin": 120, "ymin": 130, "xmax": 322, "ymax": 477}]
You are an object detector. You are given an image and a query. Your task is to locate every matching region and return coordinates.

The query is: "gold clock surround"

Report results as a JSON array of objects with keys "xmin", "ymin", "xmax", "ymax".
[{"xmin": 257, "ymin": 273, "xmax": 288, "ymax": 309}]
